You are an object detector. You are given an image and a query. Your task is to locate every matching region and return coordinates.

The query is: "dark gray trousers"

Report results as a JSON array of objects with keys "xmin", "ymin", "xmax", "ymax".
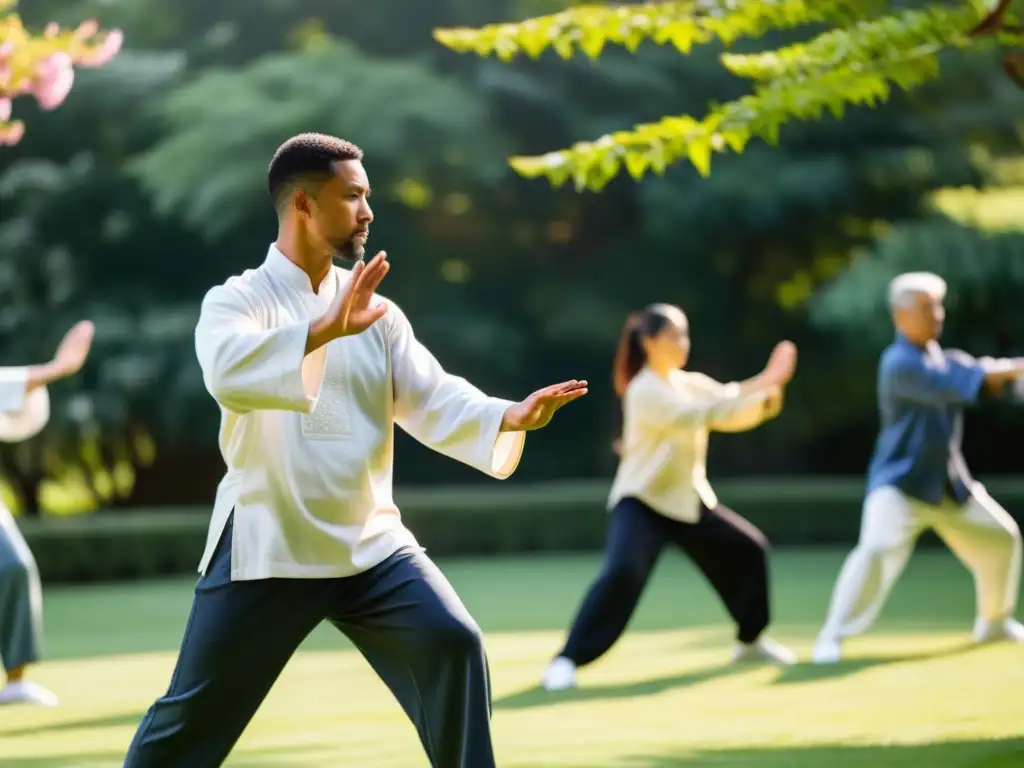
[
  {"xmin": 124, "ymin": 516, "xmax": 494, "ymax": 768},
  {"xmin": 0, "ymin": 506, "xmax": 43, "ymax": 673}
]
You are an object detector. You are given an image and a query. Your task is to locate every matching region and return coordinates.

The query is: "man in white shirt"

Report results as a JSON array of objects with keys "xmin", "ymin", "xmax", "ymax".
[
  {"xmin": 0, "ymin": 320, "xmax": 94, "ymax": 707},
  {"xmin": 123, "ymin": 133, "xmax": 588, "ymax": 768}
]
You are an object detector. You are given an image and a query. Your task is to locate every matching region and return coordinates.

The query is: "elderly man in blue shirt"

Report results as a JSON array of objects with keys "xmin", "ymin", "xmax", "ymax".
[{"xmin": 813, "ymin": 272, "xmax": 1024, "ymax": 664}]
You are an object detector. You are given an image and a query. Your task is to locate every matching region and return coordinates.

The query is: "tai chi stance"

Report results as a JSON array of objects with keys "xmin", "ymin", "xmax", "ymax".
[
  {"xmin": 0, "ymin": 320, "xmax": 94, "ymax": 706},
  {"xmin": 813, "ymin": 272, "xmax": 1024, "ymax": 664},
  {"xmin": 543, "ymin": 303, "xmax": 798, "ymax": 692},
  {"xmin": 123, "ymin": 133, "xmax": 587, "ymax": 768}
]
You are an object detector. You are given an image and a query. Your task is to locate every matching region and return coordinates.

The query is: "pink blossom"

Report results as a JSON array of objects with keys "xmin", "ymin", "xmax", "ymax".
[
  {"xmin": 0, "ymin": 97, "xmax": 10, "ymax": 122},
  {"xmin": 78, "ymin": 29, "xmax": 123, "ymax": 68},
  {"xmin": 33, "ymin": 52, "xmax": 75, "ymax": 111},
  {"xmin": 74, "ymin": 19, "xmax": 100, "ymax": 41},
  {"xmin": 0, "ymin": 42, "xmax": 13, "ymax": 60},
  {"xmin": 44, "ymin": 22, "xmax": 60, "ymax": 38},
  {"xmin": 0, "ymin": 64, "xmax": 10, "ymax": 89},
  {"xmin": 0, "ymin": 120, "xmax": 25, "ymax": 146}
]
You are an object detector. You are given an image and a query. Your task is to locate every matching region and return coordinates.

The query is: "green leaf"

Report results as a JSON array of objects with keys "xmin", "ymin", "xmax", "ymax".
[
  {"xmin": 687, "ymin": 135, "xmax": 712, "ymax": 177},
  {"xmin": 624, "ymin": 149, "xmax": 649, "ymax": 180}
]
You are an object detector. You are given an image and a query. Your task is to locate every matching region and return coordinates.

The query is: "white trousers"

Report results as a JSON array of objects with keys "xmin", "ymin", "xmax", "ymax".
[{"xmin": 819, "ymin": 484, "xmax": 1022, "ymax": 640}]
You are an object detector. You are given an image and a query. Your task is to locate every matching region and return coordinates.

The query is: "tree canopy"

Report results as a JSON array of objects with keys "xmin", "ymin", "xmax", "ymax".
[{"xmin": 434, "ymin": 0, "xmax": 1024, "ymax": 190}]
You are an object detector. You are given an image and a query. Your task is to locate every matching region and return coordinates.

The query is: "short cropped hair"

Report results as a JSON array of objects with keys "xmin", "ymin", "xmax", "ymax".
[
  {"xmin": 888, "ymin": 271, "xmax": 947, "ymax": 310},
  {"xmin": 267, "ymin": 133, "xmax": 363, "ymax": 213}
]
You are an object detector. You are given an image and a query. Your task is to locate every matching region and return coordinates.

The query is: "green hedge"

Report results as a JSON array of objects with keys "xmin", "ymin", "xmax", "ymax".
[{"xmin": 17, "ymin": 477, "xmax": 1024, "ymax": 584}]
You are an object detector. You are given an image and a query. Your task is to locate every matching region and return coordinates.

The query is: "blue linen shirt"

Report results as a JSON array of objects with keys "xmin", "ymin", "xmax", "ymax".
[{"xmin": 866, "ymin": 335, "xmax": 987, "ymax": 505}]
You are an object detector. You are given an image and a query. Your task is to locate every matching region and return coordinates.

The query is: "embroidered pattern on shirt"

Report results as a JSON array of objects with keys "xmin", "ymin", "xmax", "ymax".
[{"xmin": 302, "ymin": 345, "xmax": 352, "ymax": 439}]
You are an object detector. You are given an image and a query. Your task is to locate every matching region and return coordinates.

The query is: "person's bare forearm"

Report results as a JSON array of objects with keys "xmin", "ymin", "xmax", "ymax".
[
  {"xmin": 25, "ymin": 362, "xmax": 62, "ymax": 391},
  {"xmin": 736, "ymin": 372, "xmax": 773, "ymax": 395}
]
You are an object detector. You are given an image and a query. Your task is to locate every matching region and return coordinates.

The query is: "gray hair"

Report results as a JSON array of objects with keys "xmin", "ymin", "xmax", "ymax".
[{"xmin": 888, "ymin": 272, "xmax": 947, "ymax": 310}]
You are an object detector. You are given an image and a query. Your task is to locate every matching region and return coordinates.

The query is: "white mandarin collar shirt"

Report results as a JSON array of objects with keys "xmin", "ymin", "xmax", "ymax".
[
  {"xmin": 195, "ymin": 245, "xmax": 525, "ymax": 580},
  {"xmin": 0, "ymin": 368, "xmax": 50, "ymax": 443},
  {"xmin": 608, "ymin": 367, "xmax": 768, "ymax": 523}
]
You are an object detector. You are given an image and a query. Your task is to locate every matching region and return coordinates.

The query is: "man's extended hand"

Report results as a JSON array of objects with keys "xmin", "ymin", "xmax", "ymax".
[
  {"xmin": 307, "ymin": 251, "xmax": 390, "ymax": 353},
  {"xmin": 501, "ymin": 380, "xmax": 588, "ymax": 432}
]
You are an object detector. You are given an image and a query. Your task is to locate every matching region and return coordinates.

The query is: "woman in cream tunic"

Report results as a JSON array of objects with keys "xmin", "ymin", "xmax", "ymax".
[{"xmin": 543, "ymin": 304, "xmax": 797, "ymax": 691}]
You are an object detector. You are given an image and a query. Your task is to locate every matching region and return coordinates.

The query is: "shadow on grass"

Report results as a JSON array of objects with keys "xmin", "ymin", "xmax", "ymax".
[
  {"xmin": 0, "ymin": 744, "xmax": 331, "ymax": 768},
  {"xmin": 496, "ymin": 639, "xmax": 984, "ymax": 710},
  {"xmin": 0, "ymin": 710, "xmax": 143, "ymax": 738},
  {"xmin": 770, "ymin": 639, "xmax": 977, "ymax": 686},
  {"xmin": 11, "ymin": 737, "xmax": 1022, "ymax": 768},
  {"xmin": 0, "ymin": 753, "xmax": 126, "ymax": 768},
  {"xmin": 597, "ymin": 737, "xmax": 1024, "ymax": 767},
  {"xmin": 494, "ymin": 662, "xmax": 746, "ymax": 710}
]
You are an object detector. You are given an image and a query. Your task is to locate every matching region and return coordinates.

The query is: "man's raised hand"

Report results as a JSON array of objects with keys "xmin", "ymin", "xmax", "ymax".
[
  {"xmin": 333, "ymin": 251, "xmax": 391, "ymax": 335},
  {"xmin": 307, "ymin": 252, "xmax": 390, "ymax": 353}
]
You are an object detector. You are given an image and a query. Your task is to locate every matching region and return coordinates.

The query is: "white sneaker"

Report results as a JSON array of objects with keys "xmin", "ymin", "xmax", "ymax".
[
  {"xmin": 812, "ymin": 636, "xmax": 842, "ymax": 664},
  {"xmin": 732, "ymin": 636, "xmax": 796, "ymax": 665},
  {"xmin": 0, "ymin": 680, "xmax": 59, "ymax": 706},
  {"xmin": 973, "ymin": 617, "xmax": 1024, "ymax": 644},
  {"xmin": 541, "ymin": 656, "xmax": 577, "ymax": 691}
]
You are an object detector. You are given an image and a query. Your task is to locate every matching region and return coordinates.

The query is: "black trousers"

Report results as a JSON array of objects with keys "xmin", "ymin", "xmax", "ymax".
[
  {"xmin": 123, "ymin": 516, "xmax": 494, "ymax": 768},
  {"xmin": 559, "ymin": 497, "xmax": 771, "ymax": 667}
]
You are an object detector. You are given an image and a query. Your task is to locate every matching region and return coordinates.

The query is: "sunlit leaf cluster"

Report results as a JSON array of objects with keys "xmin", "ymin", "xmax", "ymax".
[{"xmin": 435, "ymin": 1, "xmax": 1021, "ymax": 189}]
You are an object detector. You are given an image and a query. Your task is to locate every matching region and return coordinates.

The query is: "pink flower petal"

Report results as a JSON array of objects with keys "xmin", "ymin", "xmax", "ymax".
[
  {"xmin": 0, "ymin": 97, "xmax": 10, "ymax": 122},
  {"xmin": 0, "ymin": 120, "xmax": 25, "ymax": 146},
  {"xmin": 44, "ymin": 22, "xmax": 60, "ymax": 38},
  {"xmin": 36, "ymin": 52, "xmax": 73, "ymax": 79},
  {"xmin": 33, "ymin": 56, "xmax": 75, "ymax": 111},
  {"xmin": 74, "ymin": 19, "xmax": 100, "ymax": 41},
  {"xmin": 78, "ymin": 30, "xmax": 124, "ymax": 68}
]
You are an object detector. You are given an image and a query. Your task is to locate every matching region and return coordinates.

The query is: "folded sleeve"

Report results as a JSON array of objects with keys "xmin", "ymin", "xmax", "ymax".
[
  {"xmin": 194, "ymin": 284, "xmax": 327, "ymax": 415},
  {"xmin": 388, "ymin": 302, "xmax": 524, "ymax": 479},
  {"xmin": 686, "ymin": 373, "xmax": 771, "ymax": 433},
  {"xmin": 883, "ymin": 348, "xmax": 984, "ymax": 407},
  {"xmin": 0, "ymin": 367, "xmax": 50, "ymax": 442},
  {"xmin": 629, "ymin": 373, "xmax": 767, "ymax": 433}
]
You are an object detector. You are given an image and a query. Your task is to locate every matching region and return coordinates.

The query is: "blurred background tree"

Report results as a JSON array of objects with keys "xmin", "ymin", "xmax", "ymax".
[{"xmin": 0, "ymin": 0, "xmax": 1020, "ymax": 516}]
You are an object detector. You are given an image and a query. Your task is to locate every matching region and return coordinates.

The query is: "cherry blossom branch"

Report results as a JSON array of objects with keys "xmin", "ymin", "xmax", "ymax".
[{"xmin": 0, "ymin": 3, "xmax": 123, "ymax": 146}]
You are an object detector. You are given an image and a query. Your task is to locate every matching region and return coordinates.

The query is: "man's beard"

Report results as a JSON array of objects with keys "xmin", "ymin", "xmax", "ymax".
[{"xmin": 331, "ymin": 235, "xmax": 366, "ymax": 263}]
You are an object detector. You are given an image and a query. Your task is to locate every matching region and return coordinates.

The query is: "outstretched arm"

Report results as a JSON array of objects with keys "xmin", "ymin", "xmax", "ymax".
[
  {"xmin": 0, "ymin": 320, "xmax": 94, "ymax": 442},
  {"xmin": 884, "ymin": 346, "xmax": 1020, "ymax": 407},
  {"xmin": 687, "ymin": 373, "xmax": 781, "ymax": 433},
  {"xmin": 390, "ymin": 303, "xmax": 519, "ymax": 479},
  {"xmin": 389, "ymin": 303, "xmax": 586, "ymax": 479}
]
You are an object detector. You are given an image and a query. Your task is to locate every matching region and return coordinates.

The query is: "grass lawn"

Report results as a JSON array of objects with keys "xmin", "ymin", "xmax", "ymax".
[{"xmin": 1, "ymin": 547, "xmax": 1022, "ymax": 767}]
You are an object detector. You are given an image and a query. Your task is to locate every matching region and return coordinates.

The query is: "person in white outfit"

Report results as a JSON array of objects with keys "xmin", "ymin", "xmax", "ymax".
[
  {"xmin": 543, "ymin": 303, "xmax": 799, "ymax": 692},
  {"xmin": 0, "ymin": 320, "xmax": 94, "ymax": 705},
  {"xmin": 813, "ymin": 272, "xmax": 1024, "ymax": 664},
  {"xmin": 124, "ymin": 133, "xmax": 588, "ymax": 768}
]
